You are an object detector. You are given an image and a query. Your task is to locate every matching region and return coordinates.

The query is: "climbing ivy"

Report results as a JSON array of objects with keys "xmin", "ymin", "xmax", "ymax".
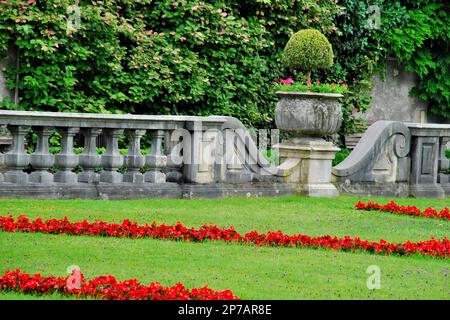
[{"xmin": 377, "ymin": 0, "xmax": 450, "ymax": 120}]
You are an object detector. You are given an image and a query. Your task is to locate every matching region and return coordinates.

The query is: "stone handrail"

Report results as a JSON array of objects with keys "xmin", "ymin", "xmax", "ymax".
[
  {"xmin": 220, "ymin": 116, "xmax": 289, "ymax": 180},
  {"xmin": 332, "ymin": 120, "xmax": 450, "ymax": 198},
  {"xmin": 333, "ymin": 121, "xmax": 411, "ymax": 180}
]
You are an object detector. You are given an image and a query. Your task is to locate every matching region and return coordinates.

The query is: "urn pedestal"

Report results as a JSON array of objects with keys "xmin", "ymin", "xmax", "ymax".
[{"xmin": 275, "ymin": 91, "xmax": 343, "ymax": 197}]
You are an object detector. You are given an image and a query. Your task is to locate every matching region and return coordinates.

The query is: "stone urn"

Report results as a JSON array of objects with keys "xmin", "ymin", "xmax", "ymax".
[
  {"xmin": 274, "ymin": 91, "xmax": 343, "ymax": 197},
  {"xmin": 275, "ymin": 91, "xmax": 343, "ymax": 137}
]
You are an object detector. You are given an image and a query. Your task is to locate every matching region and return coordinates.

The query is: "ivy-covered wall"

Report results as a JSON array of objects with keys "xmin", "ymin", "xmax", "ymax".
[{"xmin": 0, "ymin": 0, "xmax": 448, "ymax": 138}]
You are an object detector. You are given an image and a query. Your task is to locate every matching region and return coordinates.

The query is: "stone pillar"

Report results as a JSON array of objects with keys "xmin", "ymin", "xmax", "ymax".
[
  {"xmin": 29, "ymin": 127, "xmax": 54, "ymax": 183},
  {"xmin": 275, "ymin": 91, "xmax": 343, "ymax": 197},
  {"xmin": 78, "ymin": 128, "xmax": 102, "ymax": 183},
  {"xmin": 165, "ymin": 130, "xmax": 183, "ymax": 183},
  {"xmin": 3, "ymin": 125, "xmax": 30, "ymax": 184},
  {"xmin": 279, "ymin": 138, "xmax": 340, "ymax": 197},
  {"xmin": 223, "ymin": 128, "xmax": 252, "ymax": 183},
  {"xmin": 100, "ymin": 129, "xmax": 124, "ymax": 183},
  {"xmin": 410, "ymin": 136, "xmax": 445, "ymax": 198},
  {"xmin": 123, "ymin": 129, "xmax": 146, "ymax": 183},
  {"xmin": 183, "ymin": 122, "xmax": 219, "ymax": 184},
  {"xmin": 195, "ymin": 130, "xmax": 217, "ymax": 184},
  {"xmin": 438, "ymin": 137, "xmax": 450, "ymax": 196},
  {"xmin": 144, "ymin": 130, "xmax": 167, "ymax": 183},
  {"xmin": 54, "ymin": 127, "xmax": 80, "ymax": 183}
]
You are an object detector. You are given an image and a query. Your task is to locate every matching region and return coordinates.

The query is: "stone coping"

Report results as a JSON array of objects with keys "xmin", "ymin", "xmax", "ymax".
[
  {"xmin": 0, "ymin": 110, "xmax": 228, "ymax": 129},
  {"xmin": 405, "ymin": 122, "xmax": 450, "ymax": 129},
  {"xmin": 405, "ymin": 122, "xmax": 450, "ymax": 137}
]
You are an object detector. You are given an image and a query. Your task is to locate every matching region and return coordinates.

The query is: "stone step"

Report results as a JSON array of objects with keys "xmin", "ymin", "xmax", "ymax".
[{"xmin": 344, "ymin": 133, "xmax": 364, "ymax": 150}]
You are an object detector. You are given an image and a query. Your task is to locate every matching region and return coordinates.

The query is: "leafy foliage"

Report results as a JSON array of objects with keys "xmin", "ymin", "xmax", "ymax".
[
  {"xmin": 0, "ymin": 0, "xmax": 447, "ymax": 139},
  {"xmin": 376, "ymin": 0, "xmax": 450, "ymax": 119},
  {"xmin": 0, "ymin": 0, "xmax": 341, "ymax": 128},
  {"xmin": 277, "ymin": 82, "xmax": 348, "ymax": 94},
  {"xmin": 332, "ymin": 148, "xmax": 351, "ymax": 166}
]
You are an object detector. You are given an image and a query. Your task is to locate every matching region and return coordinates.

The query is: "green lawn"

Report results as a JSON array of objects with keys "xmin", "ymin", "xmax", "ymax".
[{"xmin": 0, "ymin": 195, "xmax": 449, "ymax": 300}]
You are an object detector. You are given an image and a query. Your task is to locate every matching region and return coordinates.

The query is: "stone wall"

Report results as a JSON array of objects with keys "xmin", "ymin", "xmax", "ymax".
[
  {"xmin": 363, "ymin": 58, "xmax": 428, "ymax": 124},
  {"xmin": 0, "ymin": 49, "xmax": 14, "ymax": 103}
]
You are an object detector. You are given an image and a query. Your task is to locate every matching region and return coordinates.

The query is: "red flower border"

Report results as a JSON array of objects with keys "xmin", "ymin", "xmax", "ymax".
[
  {"xmin": 0, "ymin": 269, "xmax": 239, "ymax": 300},
  {"xmin": 355, "ymin": 200, "xmax": 450, "ymax": 221},
  {"xmin": 1, "ymin": 215, "xmax": 448, "ymax": 258}
]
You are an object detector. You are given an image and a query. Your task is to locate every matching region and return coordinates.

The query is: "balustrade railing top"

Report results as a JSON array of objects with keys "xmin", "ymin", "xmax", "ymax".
[{"xmin": 0, "ymin": 110, "xmax": 228, "ymax": 129}]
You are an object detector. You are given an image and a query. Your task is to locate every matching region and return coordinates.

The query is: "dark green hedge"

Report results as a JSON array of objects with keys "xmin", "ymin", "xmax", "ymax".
[
  {"xmin": 0, "ymin": 0, "xmax": 341, "ymax": 128},
  {"xmin": 0, "ymin": 0, "xmax": 448, "ymax": 134}
]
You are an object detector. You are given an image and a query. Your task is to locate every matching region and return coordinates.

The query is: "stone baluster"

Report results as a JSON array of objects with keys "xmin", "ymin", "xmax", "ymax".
[
  {"xmin": 123, "ymin": 129, "xmax": 146, "ymax": 183},
  {"xmin": 54, "ymin": 127, "xmax": 80, "ymax": 183},
  {"xmin": 29, "ymin": 127, "xmax": 54, "ymax": 184},
  {"xmin": 145, "ymin": 130, "xmax": 167, "ymax": 183},
  {"xmin": 100, "ymin": 129, "xmax": 124, "ymax": 183},
  {"xmin": 78, "ymin": 128, "xmax": 102, "ymax": 183},
  {"xmin": 165, "ymin": 130, "xmax": 183, "ymax": 182},
  {"xmin": 3, "ymin": 125, "xmax": 30, "ymax": 184}
]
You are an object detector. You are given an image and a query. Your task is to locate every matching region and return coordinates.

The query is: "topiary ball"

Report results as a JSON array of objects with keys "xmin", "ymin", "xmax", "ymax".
[{"xmin": 283, "ymin": 29, "xmax": 334, "ymax": 73}]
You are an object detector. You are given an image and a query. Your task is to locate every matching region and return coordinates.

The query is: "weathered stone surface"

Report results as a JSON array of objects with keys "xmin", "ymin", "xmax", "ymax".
[
  {"xmin": 0, "ymin": 135, "xmax": 12, "ymax": 154},
  {"xmin": 54, "ymin": 127, "xmax": 79, "ymax": 183},
  {"xmin": 362, "ymin": 59, "xmax": 428, "ymax": 124},
  {"xmin": 336, "ymin": 181, "xmax": 410, "ymax": 198},
  {"xmin": 408, "ymin": 129, "xmax": 445, "ymax": 198},
  {"xmin": 100, "ymin": 128, "xmax": 124, "ymax": 183},
  {"xmin": 333, "ymin": 121, "xmax": 450, "ymax": 198},
  {"xmin": 0, "ymin": 182, "xmax": 294, "ymax": 200},
  {"xmin": 0, "ymin": 110, "xmax": 227, "ymax": 130},
  {"xmin": 3, "ymin": 125, "xmax": 30, "ymax": 184},
  {"xmin": 333, "ymin": 121, "xmax": 411, "ymax": 185},
  {"xmin": 123, "ymin": 129, "xmax": 145, "ymax": 184},
  {"xmin": 0, "ymin": 110, "xmax": 448, "ymax": 200},
  {"xmin": 275, "ymin": 91, "xmax": 343, "ymax": 136},
  {"xmin": 29, "ymin": 127, "xmax": 54, "ymax": 184},
  {"xmin": 279, "ymin": 138, "xmax": 340, "ymax": 197}
]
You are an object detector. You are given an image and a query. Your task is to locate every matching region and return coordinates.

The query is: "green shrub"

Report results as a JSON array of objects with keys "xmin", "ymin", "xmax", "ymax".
[
  {"xmin": 376, "ymin": 0, "xmax": 450, "ymax": 120},
  {"xmin": 332, "ymin": 148, "xmax": 351, "ymax": 166},
  {"xmin": 0, "ymin": 1, "xmax": 342, "ymax": 129},
  {"xmin": 277, "ymin": 82, "xmax": 349, "ymax": 94},
  {"xmin": 283, "ymin": 29, "xmax": 334, "ymax": 82}
]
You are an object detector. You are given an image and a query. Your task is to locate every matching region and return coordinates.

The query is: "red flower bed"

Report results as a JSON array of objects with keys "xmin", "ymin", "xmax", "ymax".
[
  {"xmin": 0, "ymin": 215, "xmax": 448, "ymax": 258},
  {"xmin": 0, "ymin": 269, "xmax": 239, "ymax": 300},
  {"xmin": 355, "ymin": 200, "xmax": 450, "ymax": 221}
]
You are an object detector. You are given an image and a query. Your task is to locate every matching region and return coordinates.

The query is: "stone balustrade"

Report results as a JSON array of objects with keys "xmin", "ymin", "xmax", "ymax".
[
  {"xmin": 0, "ymin": 110, "xmax": 448, "ymax": 199},
  {"xmin": 407, "ymin": 123, "xmax": 450, "ymax": 198},
  {"xmin": 0, "ymin": 110, "xmax": 227, "ymax": 185},
  {"xmin": 0, "ymin": 110, "xmax": 293, "ymax": 199},
  {"xmin": 333, "ymin": 121, "xmax": 450, "ymax": 198}
]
